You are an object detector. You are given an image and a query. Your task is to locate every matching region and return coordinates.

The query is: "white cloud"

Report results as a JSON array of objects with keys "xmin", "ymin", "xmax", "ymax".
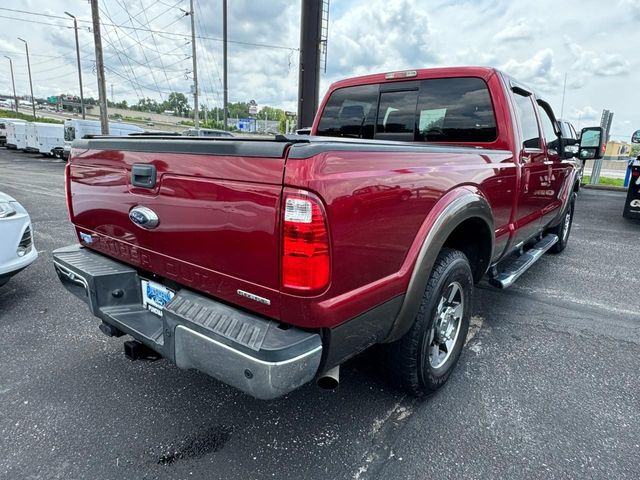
[
  {"xmin": 0, "ymin": 0, "xmax": 637, "ymax": 136},
  {"xmin": 564, "ymin": 37, "xmax": 631, "ymax": 78},
  {"xmin": 500, "ymin": 49, "xmax": 563, "ymax": 93},
  {"xmin": 493, "ymin": 18, "xmax": 536, "ymax": 43},
  {"xmin": 619, "ymin": 0, "xmax": 640, "ymax": 20}
]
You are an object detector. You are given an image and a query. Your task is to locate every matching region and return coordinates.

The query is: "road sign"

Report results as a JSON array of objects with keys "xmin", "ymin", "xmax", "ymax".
[{"xmin": 237, "ymin": 117, "xmax": 255, "ymax": 132}]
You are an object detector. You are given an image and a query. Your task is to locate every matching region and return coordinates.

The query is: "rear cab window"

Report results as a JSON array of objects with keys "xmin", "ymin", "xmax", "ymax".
[{"xmin": 316, "ymin": 76, "xmax": 498, "ymax": 144}]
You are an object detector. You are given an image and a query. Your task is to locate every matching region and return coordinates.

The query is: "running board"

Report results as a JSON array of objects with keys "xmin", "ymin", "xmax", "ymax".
[{"xmin": 489, "ymin": 234, "xmax": 558, "ymax": 289}]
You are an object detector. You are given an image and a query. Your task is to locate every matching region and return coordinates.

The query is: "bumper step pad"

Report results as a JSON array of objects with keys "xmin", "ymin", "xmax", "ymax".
[{"xmin": 52, "ymin": 244, "xmax": 322, "ymax": 399}]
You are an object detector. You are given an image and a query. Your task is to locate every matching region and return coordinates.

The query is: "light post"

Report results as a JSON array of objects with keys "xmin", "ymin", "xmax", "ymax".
[
  {"xmin": 64, "ymin": 11, "xmax": 85, "ymax": 119},
  {"xmin": 3, "ymin": 56, "xmax": 18, "ymax": 112},
  {"xmin": 17, "ymin": 38, "xmax": 36, "ymax": 120}
]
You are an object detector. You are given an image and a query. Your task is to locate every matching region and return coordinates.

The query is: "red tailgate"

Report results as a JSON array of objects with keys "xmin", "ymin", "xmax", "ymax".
[{"xmin": 68, "ymin": 138, "xmax": 288, "ymax": 319}]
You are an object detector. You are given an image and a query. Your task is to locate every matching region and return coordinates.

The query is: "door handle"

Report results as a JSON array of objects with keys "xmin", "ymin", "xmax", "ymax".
[{"xmin": 131, "ymin": 164, "xmax": 156, "ymax": 188}]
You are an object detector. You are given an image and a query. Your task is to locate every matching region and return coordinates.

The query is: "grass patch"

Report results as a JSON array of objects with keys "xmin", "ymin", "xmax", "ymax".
[
  {"xmin": 582, "ymin": 175, "xmax": 625, "ymax": 187},
  {"xmin": 0, "ymin": 108, "xmax": 63, "ymax": 124}
]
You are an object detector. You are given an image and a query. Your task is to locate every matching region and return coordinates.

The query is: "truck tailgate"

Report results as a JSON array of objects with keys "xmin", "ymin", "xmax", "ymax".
[{"xmin": 68, "ymin": 137, "xmax": 289, "ymax": 319}]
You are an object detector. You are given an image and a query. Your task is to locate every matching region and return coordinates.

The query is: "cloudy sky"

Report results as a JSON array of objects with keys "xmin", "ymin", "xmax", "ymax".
[{"xmin": 0, "ymin": 0, "xmax": 637, "ymax": 140}]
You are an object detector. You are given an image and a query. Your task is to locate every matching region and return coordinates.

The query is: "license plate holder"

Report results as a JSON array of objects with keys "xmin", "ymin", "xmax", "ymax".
[{"xmin": 141, "ymin": 279, "xmax": 175, "ymax": 317}]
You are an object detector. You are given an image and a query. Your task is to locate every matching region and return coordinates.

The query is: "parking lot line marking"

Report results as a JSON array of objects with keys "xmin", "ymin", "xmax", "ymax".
[{"xmin": 0, "ymin": 181, "xmax": 64, "ymax": 198}]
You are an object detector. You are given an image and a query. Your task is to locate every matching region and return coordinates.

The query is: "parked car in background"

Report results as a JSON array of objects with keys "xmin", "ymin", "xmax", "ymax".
[
  {"xmin": 182, "ymin": 128, "xmax": 234, "ymax": 137},
  {"xmin": 25, "ymin": 122, "xmax": 65, "ymax": 157},
  {"xmin": 4, "ymin": 120, "xmax": 27, "ymax": 150},
  {"xmin": 62, "ymin": 119, "xmax": 145, "ymax": 159},
  {"xmin": 0, "ymin": 191, "xmax": 37, "ymax": 287}
]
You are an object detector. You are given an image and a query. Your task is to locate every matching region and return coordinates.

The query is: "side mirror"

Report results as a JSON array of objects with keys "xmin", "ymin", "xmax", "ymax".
[
  {"xmin": 579, "ymin": 126, "xmax": 604, "ymax": 160},
  {"xmin": 632, "ymin": 129, "xmax": 640, "ymax": 144}
]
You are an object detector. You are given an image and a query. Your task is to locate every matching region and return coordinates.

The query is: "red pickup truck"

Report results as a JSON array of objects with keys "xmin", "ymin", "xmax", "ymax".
[{"xmin": 53, "ymin": 67, "xmax": 603, "ymax": 399}]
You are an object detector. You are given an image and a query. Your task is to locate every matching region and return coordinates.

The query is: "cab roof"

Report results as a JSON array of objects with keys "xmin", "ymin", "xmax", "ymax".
[{"xmin": 329, "ymin": 66, "xmax": 500, "ymax": 91}]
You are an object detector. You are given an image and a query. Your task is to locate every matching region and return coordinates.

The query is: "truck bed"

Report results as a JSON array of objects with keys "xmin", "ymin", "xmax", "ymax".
[{"xmin": 68, "ymin": 135, "xmax": 512, "ymax": 327}]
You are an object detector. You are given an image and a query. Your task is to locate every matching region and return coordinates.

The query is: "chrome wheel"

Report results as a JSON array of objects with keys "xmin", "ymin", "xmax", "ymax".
[{"xmin": 428, "ymin": 281, "xmax": 464, "ymax": 369}]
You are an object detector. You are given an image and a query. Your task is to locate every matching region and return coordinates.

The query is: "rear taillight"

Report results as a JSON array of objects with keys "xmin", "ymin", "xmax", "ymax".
[
  {"xmin": 64, "ymin": 162, "xmax": 74, "ymax": 222},
  {"xmin": 282, "ymin": 193, "xmax": 330, "ymax": 292}
]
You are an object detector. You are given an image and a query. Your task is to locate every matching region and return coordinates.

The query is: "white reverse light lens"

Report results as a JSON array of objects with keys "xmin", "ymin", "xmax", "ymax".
[
  {"xmin": 0, "ymin": 202, "xmax": 16, "ymax": 218},
  {"xmin": 284, "ymin": 197, "xmax": 312, "ymax": 223}
]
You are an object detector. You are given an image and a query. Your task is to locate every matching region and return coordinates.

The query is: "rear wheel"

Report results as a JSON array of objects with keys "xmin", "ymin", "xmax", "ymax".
[
  {"xmin": 383, "ymin": 248, "xmax": 473, "ymax": 397},
  {"xmin": 548, "ymin": 195, "xmax": 575, "ymax": 253}
]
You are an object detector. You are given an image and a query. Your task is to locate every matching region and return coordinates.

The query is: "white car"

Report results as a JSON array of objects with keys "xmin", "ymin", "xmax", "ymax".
[{"xmin": 0, "ymin": 192, "xmax": 37, "ymax": 287}]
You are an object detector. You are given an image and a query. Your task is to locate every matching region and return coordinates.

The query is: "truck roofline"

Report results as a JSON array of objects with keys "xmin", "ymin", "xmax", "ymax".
[{"xmin": 327, "ymin": 66, "xmax": 500, "ymax": 92}]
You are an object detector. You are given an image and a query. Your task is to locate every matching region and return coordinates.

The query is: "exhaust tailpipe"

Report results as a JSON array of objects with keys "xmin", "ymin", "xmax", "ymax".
[{"xmin": 317, "ymin": 365, "xmax": 340, "ymax": 390}]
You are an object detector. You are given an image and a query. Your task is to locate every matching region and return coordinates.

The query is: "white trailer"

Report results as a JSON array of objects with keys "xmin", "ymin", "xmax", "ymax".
[
  {"xmin": 63, "ymin": 119, "xmax": 145, "ymax": 159},
  {"xmin": 0, "ymin": 117, "xmax": 21, "ymax": 146},
  {"xmin": 25, "ymin": 122, "xmax": 65, "ymax": 156},
  {"xmin": 4, "ymin": 120, "xmax": 27, "ymax": 150}
]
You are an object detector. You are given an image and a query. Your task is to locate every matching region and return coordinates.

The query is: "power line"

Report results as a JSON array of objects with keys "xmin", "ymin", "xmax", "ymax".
[
  {"xmin": 194, "ymin": 0, "xmax": 223, "ymax": 109},
  {"xmin": 104, "ymin": 65, "xmax": 186, "ymax": 95},
  {"xmin": 139, "ymin": 0, "xmax": 179, "ymax": 92},
  {"xmin": 100, "ymin": 3, "xmax": 145, "ymax": 99},
  {"xmin": 0, "ymin": 7, "xmax": 299, "ymax": 51},
  {"xmin": 115, "ymin": 0, "xmax": 166, "ymax": 100}
]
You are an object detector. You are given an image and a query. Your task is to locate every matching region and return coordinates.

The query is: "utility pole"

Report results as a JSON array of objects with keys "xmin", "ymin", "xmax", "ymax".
[
  {"xmin": 4, "ymin": 56, "xmax": 18, "ymax": 113},
  {"xmin": 65, "ymin": 12, "xmax": 85, "ymax": 119},
  {"xmin": 190, "ymin": 0, "xmax": 199, "ymax": 129},
  {"xmin": 111, "ymin": 84, "xmax": 114, "ymax": 104},
  {"xmin": 222, "ymin": 0, "xmax": 228, "ymax": 130},
  {"xmin": 90, "ymin": 0, "xmax": 109, "ymax": 134},
  {"xmin": 297, "ymin": 0, "xmax": 323, "ymax": 129},
  {"xmin": 17, "ymin": 38, "xmax": 36, "ymax": 120}
]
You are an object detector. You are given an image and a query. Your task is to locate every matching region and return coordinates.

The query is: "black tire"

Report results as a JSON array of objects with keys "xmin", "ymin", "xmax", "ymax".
[
  {"xmin": 548, "ymin": 195, "xmax": 575, "ymax": 254},
  {"xmin": 383, "ymin": 248, "xmax": 473, "ymax": 397}
]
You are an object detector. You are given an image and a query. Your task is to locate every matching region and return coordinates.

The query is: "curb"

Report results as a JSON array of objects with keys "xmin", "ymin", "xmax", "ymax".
[{"xmin": 582, "ymin": 184, "xmax": 627, "ymax": 192}]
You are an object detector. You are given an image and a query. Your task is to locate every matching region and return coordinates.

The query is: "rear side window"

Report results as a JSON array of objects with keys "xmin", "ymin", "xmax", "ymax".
[
  {"xmin": 416, "ymin": 77, "xmax": 497, "ymax": 143},
  {"xmin": 375, "ymin": 90, "xmax": 419, "ymax": 141},
  {"xmin": 537, "ymin": 105, "xmax": 559, "ymax": 151},
  {"xmin": 513, "ymin": 93, "xmax": 541, "ymax": 149},
  {"xmin": 316, "ymin": 84, "xmax": 378, "ymax": 139}
]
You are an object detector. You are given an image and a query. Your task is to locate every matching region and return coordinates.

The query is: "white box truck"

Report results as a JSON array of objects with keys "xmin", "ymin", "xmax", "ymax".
[
  {"xmin": 0, "ymin": 118, "xmax": 20, "ymax": 146},
  {"xmin": 63, "ymin": 119, "xmax": 145, "ymax": 159},
  {"xmin": 5, "ymin": 120, "xmax": 27, "ymax": 150},
  {"xmin": 25, "ymin": 122, "xmax": 65, "ymax": 157}
]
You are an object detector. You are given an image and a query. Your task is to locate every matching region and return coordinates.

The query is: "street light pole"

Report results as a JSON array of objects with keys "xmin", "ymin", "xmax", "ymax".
[
  {"xmin": 17, "ymin": 38, "xmax": 36, "ymax": 120},
  {"xmin": 65, "ymin": 12, "xmax": 85, "ymax": 119},
  {"xmin": 3, "ymin": 56, "xmax": 18, "ymax": 113},
  {"xmin": 89, "ymin": 0, "xmax": 109, "ymax": 134},
  {"xmin": 223, "ymin": 0, "xmax": 228, "ymax": 130},
  {"xmin": 189, "ymin": 0, "xmax": 199, "ymax": 129}
]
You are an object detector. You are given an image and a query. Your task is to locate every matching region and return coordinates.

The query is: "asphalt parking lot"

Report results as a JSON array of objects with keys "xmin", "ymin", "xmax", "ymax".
[{"xmin": 1, "ymin": 148, "xmax": 639, "ymax": 480}]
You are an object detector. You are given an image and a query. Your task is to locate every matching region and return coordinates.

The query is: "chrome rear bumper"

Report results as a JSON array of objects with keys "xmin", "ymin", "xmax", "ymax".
[{"xmin": 53, "ymin": 244, "xmax": 322, "ymax": 400}]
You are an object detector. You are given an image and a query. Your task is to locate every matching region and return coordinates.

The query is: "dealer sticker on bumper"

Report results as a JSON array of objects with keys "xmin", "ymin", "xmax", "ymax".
[{"xmin": 141, "ymin": 279, "xmax": 175, "ymax": 317}]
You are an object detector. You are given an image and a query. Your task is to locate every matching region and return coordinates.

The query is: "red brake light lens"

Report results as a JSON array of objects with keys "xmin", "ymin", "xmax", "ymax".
[{"xmin": 282, "ymin": 194, "xmax": 330, "ymax": 292}]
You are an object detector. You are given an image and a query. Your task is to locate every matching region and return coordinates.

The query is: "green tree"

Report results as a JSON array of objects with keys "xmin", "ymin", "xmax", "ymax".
[{"xmin": 167, "ymin": 92, "xmax": 189, "ymax": 116}]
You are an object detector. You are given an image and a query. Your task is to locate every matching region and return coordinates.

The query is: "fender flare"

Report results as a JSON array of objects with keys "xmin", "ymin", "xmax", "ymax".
[{"xmin": 383, "ymin": 190, "xmax": 494, "ymax": 343}]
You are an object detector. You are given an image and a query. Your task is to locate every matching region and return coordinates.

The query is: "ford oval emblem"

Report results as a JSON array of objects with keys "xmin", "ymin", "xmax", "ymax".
[{"xmin": 129, "ymin": 206, "xmax": 159, "ymax": 229}]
